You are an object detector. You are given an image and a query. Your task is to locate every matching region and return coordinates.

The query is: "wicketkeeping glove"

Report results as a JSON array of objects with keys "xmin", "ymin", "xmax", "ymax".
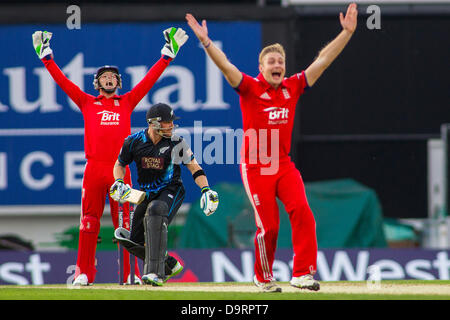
[
  {"xmin": 32, "ymin": 31, "xmax": 53, "ymax": 59},
  {"xmin": 161, "ymin": 27, "xmax": 188, "ymax": 59},
  {"xmin": 110, "ymin": 179, "xmax": 131, "ymax": 203},
  {"xmin": 200, "ymin": 187, "xmax": 219, "ymax": 216}
]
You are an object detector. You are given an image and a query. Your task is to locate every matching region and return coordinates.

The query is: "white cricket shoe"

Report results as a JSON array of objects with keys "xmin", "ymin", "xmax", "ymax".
[
  {"xmin": 253, "ymin": 275, "xmax": 282, "ymax": 293},
  {"xmin": 290, "ymin": 274, "xmax": 320, "ymax": 291},
  {"xmin": 126, "ymin": 274, "xmax": 142, "ymax": 285},
  {"xmin": 72, "ymin": 273, "xmax": 90, "ymax": 286},
  {"xmin": 142, "ymin": 273, "xmax": 164, "ymax": 286}
]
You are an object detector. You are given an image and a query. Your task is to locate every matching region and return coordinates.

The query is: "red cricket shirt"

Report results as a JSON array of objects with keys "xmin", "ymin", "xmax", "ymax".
[
  {"xmin": 235, "ymin": 71, "xmax": 309, "ymax": 166},
  {"xmin": 42, "ymin": 56, "xmax": 171, "ymax": 163}
]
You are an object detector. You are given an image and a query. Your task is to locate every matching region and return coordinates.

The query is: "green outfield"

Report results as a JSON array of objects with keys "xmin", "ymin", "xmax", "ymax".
[{"xmin": 0, "ymin": 280, "xmax": 449, "ymax": 300}]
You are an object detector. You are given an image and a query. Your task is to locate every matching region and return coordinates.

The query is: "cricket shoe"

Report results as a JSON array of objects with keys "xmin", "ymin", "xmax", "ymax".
[
  {"xmin": 290, "ymin": 274, "xmax": 320, "ymax": 291},
  {"xmin": 164, "ymin": 255, "xmax": 183, "ymax": 282},
  {"xmin": 72, "ymin": 273, "xmax": 91, "ymax": 286},
  {"xmin": 253, "ymin": 275, "xmax": 282, "ymax": 293},
  {"xmin": 142, "ymin": 273, "xmax": 164, "ymax": 286},
  {"xmin": 126, "ymin": 274, "xmax": 142, "ymax": 285}
]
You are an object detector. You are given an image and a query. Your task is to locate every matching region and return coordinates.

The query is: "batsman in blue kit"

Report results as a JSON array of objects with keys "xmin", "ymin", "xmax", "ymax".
[{"xmin": 110, "ymin": 103, "xmax": 219, "ymax": 285}]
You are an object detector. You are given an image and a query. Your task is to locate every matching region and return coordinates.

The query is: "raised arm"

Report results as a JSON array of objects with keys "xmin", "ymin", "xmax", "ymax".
[
  {"xmin": 305, "ymin": 3, "xmax": 358, "ymax": 87},
  {"xmin": 126, "ymin": 27, "xmax": 188, "ymax": 109},
  {"xmin": 33, "ymin": 31, "xmax": 87, "ymax": 108},
  {"xmin": 186, "ymin": 13, "xmax": 242, "ymax": 88},
  {"xmin": 126, "ymin": 56, "xmax": 172, "ymax": 109}
]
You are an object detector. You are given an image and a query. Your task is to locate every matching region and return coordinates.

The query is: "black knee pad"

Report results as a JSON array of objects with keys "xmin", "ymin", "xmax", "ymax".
[{"xmin": 146, "ymin": 200, "xmax": 169, "ymax": 217}]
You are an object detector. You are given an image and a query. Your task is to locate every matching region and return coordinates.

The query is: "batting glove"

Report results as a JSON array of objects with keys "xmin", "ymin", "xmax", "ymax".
[
  {"xmin": 161, "ymin": 27, "xmax": 188, "ymax": 59},
  {"xmin": 200, "ymin": 187, "xmax": 219, "ymax": 216},
  {"xmin": 110, "ymin": 179, "xmax": 131, "ymax": 203},
  {"xmin": 32, "ymin": 31, "xmax": 53, "ymax": 59}
]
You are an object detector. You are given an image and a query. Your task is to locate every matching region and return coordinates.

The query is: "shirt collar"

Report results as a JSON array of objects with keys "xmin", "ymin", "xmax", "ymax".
[{"xmin": 95, "ymin": 94, "xmax": 121, "ymax": 100}]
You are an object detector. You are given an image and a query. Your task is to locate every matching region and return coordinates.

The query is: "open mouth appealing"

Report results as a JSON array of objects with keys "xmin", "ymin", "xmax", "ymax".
[{"xmin": 272, "ymin": 72, "xmax": 282, "ymax": 80}]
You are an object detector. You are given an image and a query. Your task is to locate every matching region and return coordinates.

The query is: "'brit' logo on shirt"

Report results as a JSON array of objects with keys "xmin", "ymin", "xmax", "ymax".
[
  {"xmin": 263, "ymin": 106, "xmax": 289, "ymax": 125},
  {"xmin": 264, "ymin": 107, "xmax": 289, "ymax": 120},
  {"xmin": 97, "ymin": 110, "xmax": 120, "ymax": 125}
]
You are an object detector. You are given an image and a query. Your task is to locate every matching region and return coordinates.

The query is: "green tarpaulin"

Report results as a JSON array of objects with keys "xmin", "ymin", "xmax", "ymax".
[{"xmin": 177, "ymin": 179, "xmax": 387, "ymax": 249}]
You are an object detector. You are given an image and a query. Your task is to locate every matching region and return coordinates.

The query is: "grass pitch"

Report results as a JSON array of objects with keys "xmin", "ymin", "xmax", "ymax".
[{"xmin": 0, "ymin": 280, "xmax": 449, "ymax": 300}]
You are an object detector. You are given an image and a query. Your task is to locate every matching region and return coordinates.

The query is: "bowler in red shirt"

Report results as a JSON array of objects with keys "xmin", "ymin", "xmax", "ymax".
[{"xmin": 187, "ymin": 3, "xmax": 358, "ymax": 292}]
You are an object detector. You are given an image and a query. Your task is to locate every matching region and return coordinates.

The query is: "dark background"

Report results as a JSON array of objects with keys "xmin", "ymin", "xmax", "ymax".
[
  {"xmin": 290, "ymin": 11, "xmax": 450, "ymax": 219},
  {"xmin": 1, "ymin": 1, "xmax": 449, "ymax": 219}
]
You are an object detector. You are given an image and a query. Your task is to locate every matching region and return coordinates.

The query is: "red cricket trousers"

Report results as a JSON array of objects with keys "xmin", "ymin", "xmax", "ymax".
[
  {"xmin": 75, "ymin": 160, "xmax": 140, "ymax": 283},
  {"xmin": 240, "ymin": 159, "xmax": 317, "ymax": 282}
]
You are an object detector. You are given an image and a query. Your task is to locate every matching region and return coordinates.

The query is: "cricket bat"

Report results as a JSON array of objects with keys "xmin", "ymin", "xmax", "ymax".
[{"xmin": 123, "ymin": 188, "xmax": 146, "ymax": 204}]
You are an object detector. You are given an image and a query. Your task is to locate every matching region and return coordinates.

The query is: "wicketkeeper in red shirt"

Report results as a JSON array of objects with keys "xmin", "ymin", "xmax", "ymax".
[
  {"xmin": 32, "ymin": 28, "xmax": 188, "ymax": 285},
  {"xmin": 186, "ymin": 3, "xmax": 357, "ymax": 292}
]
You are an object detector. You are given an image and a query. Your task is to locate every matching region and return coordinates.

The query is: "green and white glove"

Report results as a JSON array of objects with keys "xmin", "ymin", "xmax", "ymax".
[
  {"xmin": 110, "ymin": 179, "xmax": 131, "ymax": 203},
  {"xmin": 161, "ymin": 27, "xmax": 188, "ymax": 59},
  {"xmin": 32, "ymin": 31, "xmax": 53, "ymax": 59},
  {"xmin": 200, "ymin": 187, "xmax": 219, "ymax": 216}
]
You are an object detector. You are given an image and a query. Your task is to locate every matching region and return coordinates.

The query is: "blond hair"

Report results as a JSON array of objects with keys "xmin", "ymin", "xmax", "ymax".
[{"xmin": 258, "ymin": 43, "xmax": 286, "ymax": 65}]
